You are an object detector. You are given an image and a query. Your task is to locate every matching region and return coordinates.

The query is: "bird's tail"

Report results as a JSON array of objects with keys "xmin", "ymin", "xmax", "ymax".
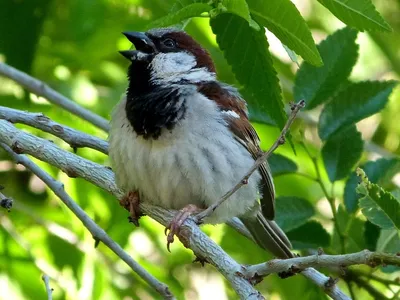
[{"xmin": 240, "ymin": 213, "xmax": 294, "ymax": 258}]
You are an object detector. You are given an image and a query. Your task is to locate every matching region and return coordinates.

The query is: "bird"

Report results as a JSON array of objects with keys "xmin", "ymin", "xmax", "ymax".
[{"xmin": 109, "ymin": 27, "xmax": 293, "ymax": 258}]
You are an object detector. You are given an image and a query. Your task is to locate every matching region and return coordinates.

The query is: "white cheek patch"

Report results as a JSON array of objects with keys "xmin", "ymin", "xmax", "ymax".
[
  {"xmin": 151, "ymin": 52, "xmax": 196, "ymax": 76},
  {"xmin": 150, "ymin": 52, "xmax": 216, "ymax": 84}
]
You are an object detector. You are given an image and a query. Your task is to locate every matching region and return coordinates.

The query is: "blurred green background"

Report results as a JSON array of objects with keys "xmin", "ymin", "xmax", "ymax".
[{"xmin": 0, "ymin": 0, "xmax": 400, "ymax": 299}]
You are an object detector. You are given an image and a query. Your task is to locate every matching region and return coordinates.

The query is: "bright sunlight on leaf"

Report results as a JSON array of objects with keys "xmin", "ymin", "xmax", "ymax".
[
  {"xmin": 247, "ymin": 0, "xmax": 322, "ymax": 66},
  {"xmin": 318, "ymin": 0, "xmax": 392, "ymax": 32},
  {"xmin": 318, "ymin": 80, "xmax": 397, "ymax": 140}
]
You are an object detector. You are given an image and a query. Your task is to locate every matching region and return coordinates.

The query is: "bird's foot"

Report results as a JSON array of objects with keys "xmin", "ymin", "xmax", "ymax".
[
  {"xmin": 119, "ymin": 191, "xmax": 142, "ymax": 226},
  {"xmin": 193, "ymin": 255, "xmax": 208, "ymax": 267},
  {"xmin": 165, "ymin": 204, "xmax": 203, "ymax": 252}
]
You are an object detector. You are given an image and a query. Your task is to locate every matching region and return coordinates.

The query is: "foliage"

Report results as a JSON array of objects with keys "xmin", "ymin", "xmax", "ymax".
[
  {"xmin": 357, "ymin": 168, "xmax": 400, "ymax": 230},
  {"xmin": 0, "ymin": 0, "xmax": 400, "ymax": 299}
]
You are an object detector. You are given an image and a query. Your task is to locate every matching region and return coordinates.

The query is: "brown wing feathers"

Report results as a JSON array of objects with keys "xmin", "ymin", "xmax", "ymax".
[{"xmin": 198, "ymin": 83, "xmax": 275, "ymax": 220}]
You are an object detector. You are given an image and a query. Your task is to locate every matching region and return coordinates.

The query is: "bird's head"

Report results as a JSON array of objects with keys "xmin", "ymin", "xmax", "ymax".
[{"xmin": 120, "ymin": 28, "xmax": 216, "ymax": 85}]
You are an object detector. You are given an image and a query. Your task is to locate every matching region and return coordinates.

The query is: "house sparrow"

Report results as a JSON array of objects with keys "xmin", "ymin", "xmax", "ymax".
[{"xmin": 109, "ymin": 28, "xmax": 293, "ymax": 258}]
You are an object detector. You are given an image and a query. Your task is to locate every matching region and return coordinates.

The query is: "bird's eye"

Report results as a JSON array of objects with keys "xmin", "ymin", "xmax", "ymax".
[{"xmin": 163, "ymin": 38, "xmax": 176, "ymax": 48}]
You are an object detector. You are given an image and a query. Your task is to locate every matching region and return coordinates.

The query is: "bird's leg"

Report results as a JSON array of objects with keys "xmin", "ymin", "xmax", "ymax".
[
  {"xmin": 165, "ymin": 204, "xmax": 203, "ymax": 252},
  {"xmin": 119, "ymin": 191, "xmax": 142, "ymax": 226}
]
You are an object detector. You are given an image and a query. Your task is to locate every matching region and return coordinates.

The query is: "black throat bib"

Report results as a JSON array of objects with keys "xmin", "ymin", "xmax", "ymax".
[{"xmin": 125, "ymin": 62, "xmax": 187, "ymax": 139}]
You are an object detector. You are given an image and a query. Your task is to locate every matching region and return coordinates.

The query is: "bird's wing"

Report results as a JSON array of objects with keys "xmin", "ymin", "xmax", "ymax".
[{"xmin": 197, "ymin": 82, "xmax": 275, "ymax": 220}]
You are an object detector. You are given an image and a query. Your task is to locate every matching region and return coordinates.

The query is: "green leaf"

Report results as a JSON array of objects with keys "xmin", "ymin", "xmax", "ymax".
[
  {"xmin": 287, "ymin": 221, "xmax": 330, "ymax": 249},
  {"xmin": 246, "ymin": 0, "xmax": 322, "ymax": 66},
  {"xmin": 317, "ymin": 0, "xmax": 392, "ymax": 32},
  {"xmin": 211, "ymin": 13, "xmax": 286, "ymax": 128},
  {"xmin": 294, "ymin": 27, "xmax": 359, "ymax": 110},
  {"xmin": 282, "ymin": 44, "xmax": 299, "ymax": 67},
  {"xmin": 221, "ymin": 0, "xmax": 251, "ymax": 22},
  {"xmin": 377, "ymin": 229, "xmax": 400, "ymax": 273},
  {"xmin": 147, "ymin": 3, "xmax": 212, "ymax": 29},
  {"xmin": 332, "ymin": 205, "xmax": 366, "ymax": 252},
  {"xmin": 357, "ymin": 169, "xmax": 400, "ymax": 230},
  {"xmin": 268, "ymin": 153, "xmax": 298, "ymax": 176},
  {"xmin": 170, "ymin": 0, "xmax": 209, "ymax": 12},
  {"xmin": 377, "ymin": 229, "xmax": 400, "ymax": 252},
  {"xmin": 275, "ymin": 196, "xmax": 315, "ymax": 232},
  {"xmin": 321, "ymin": 125, "xmax": 363, "ymax": 182},
  {"xmin": 318, "ymin": 80, "xmax": 397, "ymax": 140},
  {"xmin": 0, "ymin": 0, "xmax": 52, "ymax": 73},
  {"xmin": 346, "ymin": 218, "xmax": 367, "ymax": 252},
  {"xmin": 344, "ymin": 158, "xmax": 400, "ymax": 213},
  {"xmin": 364, "ymin": 221, "xmax": 381, "ymax": 251}
]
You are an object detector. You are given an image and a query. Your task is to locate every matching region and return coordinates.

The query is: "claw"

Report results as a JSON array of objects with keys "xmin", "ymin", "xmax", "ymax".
[
  {"xmin": 120, "ymin": 191, "xmax": 142, "ymax": 226},
  {"xmin": 164, "ymin": 204, "xmax": 203, "ymax": 252}
]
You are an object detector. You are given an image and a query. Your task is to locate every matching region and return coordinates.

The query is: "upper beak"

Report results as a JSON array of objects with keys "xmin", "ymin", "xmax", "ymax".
[
  {"xmin": 120, "ymin": 31, "xmax": 156, "ymax": 61},
  {"xmin": 122, "ymin": 31, "xmax": 156, "ymax": 52}
]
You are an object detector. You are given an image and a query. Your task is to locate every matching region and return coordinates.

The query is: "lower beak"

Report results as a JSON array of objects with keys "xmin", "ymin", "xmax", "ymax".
[{"xmin": 119, "ymin": 50, "xmax": 152, "ymax": 62}]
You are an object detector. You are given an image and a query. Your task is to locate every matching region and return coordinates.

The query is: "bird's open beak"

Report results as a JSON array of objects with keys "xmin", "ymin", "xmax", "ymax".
[{"xmin": 119, "ymin": 31, "xmax": 156, "ymax": 61}]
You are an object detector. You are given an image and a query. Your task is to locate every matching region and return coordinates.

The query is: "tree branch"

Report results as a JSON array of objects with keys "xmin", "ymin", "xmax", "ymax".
[
  {"xmin": 243, "ymin": 250, "xmax": 400, "ymax": 279},
  {"xmin": 196, "ymin": 100, "xmax": 306, "ymax": 221},
  {"xmin": 301, "ymin": 268, "xmax": 350, "ymax": 300},
  {"xmin": 0, "ymin": 62, "xmax": 109, "ymax": 132},
  {"xmin": 0, "ymin": 116, "xmax": 354, "ymax": 299},
  {"xmin": 0, "ymin": 120, "xmax": 264, "ymax": 300},
  {"xmin": 0, "ymin": 106, "xmax": 108, "ymax": 154},
  {"xmin": 0, "ymin": 190, "xmax": 13, "ymax": 212},
  {"xmin": 0, "ymin": 142, "xmax": 175, "ymax": 300},
  {"xmin": 41, "ymin": 274, "xmax": 53, "ymax": 300}
]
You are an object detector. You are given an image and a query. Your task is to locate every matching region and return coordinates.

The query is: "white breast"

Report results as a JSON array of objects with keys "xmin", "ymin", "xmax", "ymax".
[{"xmin": 108, "ymin": 92, "xmax": 261, "ymax": 224}]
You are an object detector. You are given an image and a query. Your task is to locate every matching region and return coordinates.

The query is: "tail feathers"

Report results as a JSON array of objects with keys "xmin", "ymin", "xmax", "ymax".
[{"xmin": 240, "ymin": 213, "xmax": 294, "ymax": 258}]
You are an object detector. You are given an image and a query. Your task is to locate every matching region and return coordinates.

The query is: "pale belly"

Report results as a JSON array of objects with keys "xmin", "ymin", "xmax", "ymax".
[{"xmin": 109, "ymin": 98, "xmax": 261, "ymax": 223}]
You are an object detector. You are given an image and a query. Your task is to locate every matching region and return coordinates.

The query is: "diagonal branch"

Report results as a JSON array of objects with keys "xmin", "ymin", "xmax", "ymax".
[
  {"xmin": 0, "ymin": 62, "xmax": 109, "ymax": 132},
  {"xmin": 196, "ymin": 100, "xmax": 305, "ymax": 221},
  {"xmin": 0, "ymin": 106, "xmax": 108, "ymax": 154},
  {"xmin": 0, "ymin": 142, "xmax": 175, "ymax": 300},
  {"xmin": 0, "ymin": 120, "xmax": 264, "ymax": 300}
]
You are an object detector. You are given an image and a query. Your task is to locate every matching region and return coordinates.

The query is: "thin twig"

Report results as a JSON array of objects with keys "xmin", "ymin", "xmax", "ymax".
[
  {"xmin": 0, "ymin": 190, "xmax": 13, "ymax": 212},
  {"xmin": 349, "ymin": 269, "xmax": 400, "ymax": 287},
  {"xmin": 351, "ymin": 274, "xmax": 390, "ymax": 300},
  {"xmin": 301, "ymin": 142, "xmax": 346, "ymax": 253},
  {"xmin": 0, "ymin": 106, "xmax": 108, "ymax": 154},
  {"xmin": 0, "ymin": 62, "xmax": 109, "ymax": 132},
  {"xmin": 345, "ymin": 281, "xmax": 357, "ymax": 300},
  {"xmin": 0, "ymin": 216, "xmax": 80, "ymax": 298},
  {"xmin": 196, "ymin": 100, "xmax": 305, "ymax": 221},
  {"xmin": 13, "ymin": 201, "xmax": 142, "ymax": 287},
  {"xmin": 0, "ymin": 142, "xmax": 175, "ymax": 300},
  {"xmin": 243, "ymin": 250, "xmax": 400, "ymax": 279},
  {"xmin": 42, "ymin": 274, "xmax": 53, "ymax": 300}
]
